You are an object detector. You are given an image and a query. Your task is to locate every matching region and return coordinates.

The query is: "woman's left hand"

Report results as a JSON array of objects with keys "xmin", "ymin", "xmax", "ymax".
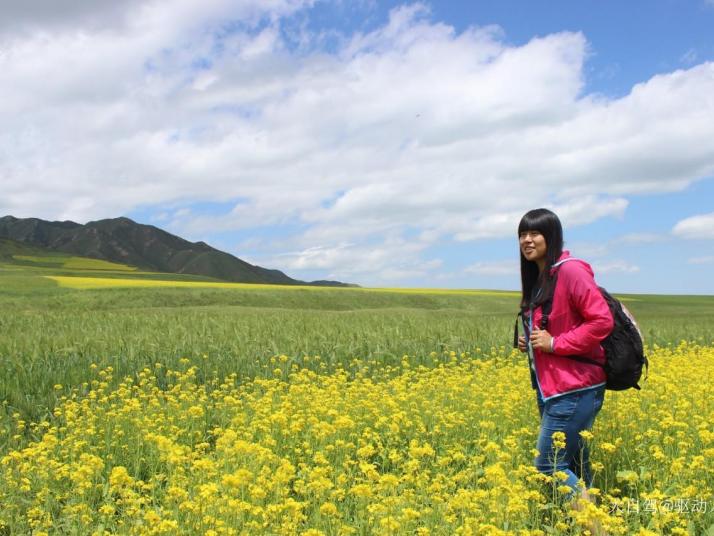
[{"xmin": 530, "ymin": 327, "xmax": 554, "ymax": 353}]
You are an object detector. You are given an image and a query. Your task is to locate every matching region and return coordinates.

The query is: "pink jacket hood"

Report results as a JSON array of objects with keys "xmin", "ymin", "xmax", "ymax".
[{"xmin": 528, "ymin": 251, "xmax": 613, "ymax": 400}]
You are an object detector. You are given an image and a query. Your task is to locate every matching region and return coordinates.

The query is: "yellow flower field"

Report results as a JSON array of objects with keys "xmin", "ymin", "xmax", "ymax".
[
  {"xmin": 45, "ymin": 275, "xmax": 519, "ymax": 297},
  {"xmin": 1, "ymin": 343, "xmax": 713, "ymax": 535}
]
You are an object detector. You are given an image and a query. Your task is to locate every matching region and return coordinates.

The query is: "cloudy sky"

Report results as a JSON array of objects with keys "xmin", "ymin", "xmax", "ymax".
[{"xmin": 2, "ymin": 0, "xmax": 714, "ymax": 293}]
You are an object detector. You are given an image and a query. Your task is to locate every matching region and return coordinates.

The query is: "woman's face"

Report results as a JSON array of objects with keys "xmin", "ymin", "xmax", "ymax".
[{"xmin": 519, "ymin": 229, "xmax": 547, "ymax": 264}]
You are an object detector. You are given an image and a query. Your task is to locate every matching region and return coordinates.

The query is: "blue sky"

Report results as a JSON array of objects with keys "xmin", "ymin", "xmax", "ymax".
[{"xmin": 1, "ymin": 0, "xmax": 714, "ymax": 293}]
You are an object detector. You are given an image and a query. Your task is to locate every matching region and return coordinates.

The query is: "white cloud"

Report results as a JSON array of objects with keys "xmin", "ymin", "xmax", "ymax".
[
  {"xmin": 0, "ymin": 0, "xmax": 145, "ymax": 37},
  {"xmin": 569, "ymin": 232, "xmax": 662, "ymax": 258},
  {"xmin": 592, "ymin": 260, "xmax": 640, "ymax": 274},
  {"xmin": 688, "ymin": 255, "xmax": 714, "ymax": 265},
  {"xmin": 0, "ymin": 0, "xmax": 315, "ymax": 37},
  {"xmin": 464, "ymin": 260, "xmax": 518, "ymax": 276},
  {"xmin": 564, "ymin": 231, "xmax": 662, "ymax": 281},
  {"xmin": 260, "ymin": 237, "xmax": 443, "ymax": 283},
  {"xmin": 672, "ymin": 212, "xmax": 714, "ymax": 239},
  {"xmin": 566, "ymin": 242, "xmax": 610, "ymax": 259},
  {"xmin": 1, "ymin": 1, "xmax": 714, "ymax": 281},
  {"xmin": 612, "ymin": 233, "xmax": 661, "ymax": 245}
]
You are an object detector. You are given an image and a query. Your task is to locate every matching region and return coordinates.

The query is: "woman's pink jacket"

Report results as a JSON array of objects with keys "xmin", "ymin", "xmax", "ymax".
[{"xmin": 529, "ymin": 251, "xmax": 613, "ymax": 401}]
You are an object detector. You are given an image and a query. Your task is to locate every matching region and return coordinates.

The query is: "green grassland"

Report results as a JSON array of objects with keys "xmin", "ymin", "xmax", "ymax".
[{"xmin": 1, "ymin": 248, "xmax": 713, "ymax": 452}]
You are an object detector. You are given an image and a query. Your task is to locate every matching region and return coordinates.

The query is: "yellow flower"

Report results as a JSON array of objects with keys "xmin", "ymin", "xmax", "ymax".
[
  {"xmin": 108, "ymin": 466, "xmax": 133, "ymax": 489},
  {"xmin": 551, "ymin": 431, "xmax": 566, "ymax": 449},
  {"xmin": 144, "ymin": 510, "xmax": 161, "ymax": 524},
  {"xmin": 616, "ymin": 470, "xmax": 639, "ymax": 484},
  {"xmin": 98, "ymin": 505, "xmax": 115, "ymax": 516},
  {"xmin": 319, "ymin": 502, "xmax": 338, "ymax": 517},
  {"xmin": 187, "ymin": 405, "xmax": 204, "ymax": 417},
  {"xmin": 600, "ymin": 442, "xmax": 617, "ymax": 454},
  {"xmin": 349, "ymin": 484, "xmax": 373, "ymax": 499},
  {"xmin": 553, "ymin": 470, "xmax": 569, "ymax": 482},
  {"xmin": 379, "ymin": 517, "xmax": 401, "ymax": 531},
  {"xmin": 579, "ymin": 430, "xmax": 594, "ymax": 441}
]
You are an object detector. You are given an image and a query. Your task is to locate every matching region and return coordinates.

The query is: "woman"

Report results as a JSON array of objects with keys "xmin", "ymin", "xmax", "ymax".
[{"xmin": 516, "ymin": 208, "xmax": 613, "ymax": 509}]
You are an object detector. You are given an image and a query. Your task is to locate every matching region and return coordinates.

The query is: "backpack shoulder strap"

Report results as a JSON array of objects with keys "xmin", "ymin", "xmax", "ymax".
[
  {"xmin": 539, "ymin": 257, "xmax": 582, "ymax": 330},
  {"xmin": 513, "ymin": 311, "xmax": 522, "ymax": 348},
  {"xmin": 552, "ymin": 257, "xmax": 582, "ymax": 269},
  {"xmin": 540, "ymin": 292, "xmax": 554, "ymax": 330}
]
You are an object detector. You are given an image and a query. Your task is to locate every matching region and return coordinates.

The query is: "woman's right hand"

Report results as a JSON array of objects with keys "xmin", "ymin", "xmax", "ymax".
[{"xmin": 518, "ymin": 335, "xmax": 527, "ymax": 353}]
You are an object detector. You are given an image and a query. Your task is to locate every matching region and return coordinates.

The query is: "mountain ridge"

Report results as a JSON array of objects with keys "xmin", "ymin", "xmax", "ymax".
[{"xmin": 0, "ymin": 215, "xmax": 355, "ymax": 287}]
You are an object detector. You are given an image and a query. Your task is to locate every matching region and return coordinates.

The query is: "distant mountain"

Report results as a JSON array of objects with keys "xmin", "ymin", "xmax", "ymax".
[
  {"xmin": 0, "ymin": 215, "xmax": 356, "ymax": 287},
  {"xmin": 0, "ymin": 237, "xmax": 52, "ymax": 261}
]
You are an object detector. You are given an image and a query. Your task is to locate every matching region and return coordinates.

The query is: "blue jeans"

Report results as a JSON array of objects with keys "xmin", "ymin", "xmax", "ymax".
[{"xmin": 535, "ymin": 385, "xmax": 605, "ymax": 500}]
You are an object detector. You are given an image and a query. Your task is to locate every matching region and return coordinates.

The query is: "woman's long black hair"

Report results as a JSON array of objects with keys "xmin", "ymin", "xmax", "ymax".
[{"xmin": 518, "ymin": 208, "xmax": 564, "ymax": 309}]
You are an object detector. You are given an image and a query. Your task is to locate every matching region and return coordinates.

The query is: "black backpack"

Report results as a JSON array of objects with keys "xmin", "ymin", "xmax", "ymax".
[{"xmin": 518, "ymin": 258, "xmax": 649, "ymax": 391}]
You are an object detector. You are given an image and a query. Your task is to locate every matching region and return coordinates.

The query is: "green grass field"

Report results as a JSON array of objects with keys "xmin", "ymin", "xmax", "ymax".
[{"xmin": 1, "ymin": 252, "xmax": 713, "ymax": 453}]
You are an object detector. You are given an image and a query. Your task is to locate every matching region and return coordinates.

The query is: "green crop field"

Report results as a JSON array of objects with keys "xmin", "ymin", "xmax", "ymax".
[{"xmin": 2, "ymin": 253, "xmax": 713, "ymax": 450}]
